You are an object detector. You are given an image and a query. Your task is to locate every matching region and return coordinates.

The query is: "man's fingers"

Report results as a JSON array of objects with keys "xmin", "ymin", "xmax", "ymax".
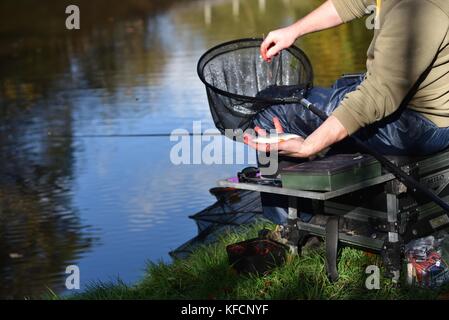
[
  {"xmin": 243, "ymin": 133, "xmax": 252, "ymax": 145},
  {"xmin": 261, "ymin": 35, "xmax": 276, "ymax": 62},
  {"xmin": 266, "ymin": 43, "xmax": 282, "ymax": 60},
  {"xmin": 255, "ymin": 126, "xmax": 267, "ymax": 136},
  {"xmin": 260, "ymin": 38, "xmax": 272, "ymax": 61},
  {"xmin": 273, "ymin": 117, "xmax": 285, "ymax": 134}
]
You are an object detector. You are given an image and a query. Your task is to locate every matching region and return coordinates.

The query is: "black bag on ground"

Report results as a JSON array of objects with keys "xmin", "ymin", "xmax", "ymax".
[{"xmin": 226, "ymin": 237, "xmax": 289, "ymax": 275}]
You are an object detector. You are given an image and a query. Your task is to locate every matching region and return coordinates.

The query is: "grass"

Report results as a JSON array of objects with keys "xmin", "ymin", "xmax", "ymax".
[{"xmin": 71, "ymin": 221, "xmax": 449, "ymax": 300}]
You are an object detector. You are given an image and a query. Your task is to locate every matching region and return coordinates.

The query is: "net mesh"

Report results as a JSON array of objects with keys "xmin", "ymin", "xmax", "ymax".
[
  {"xmin": 198, "ymin": 38, "xmax": 313, "ymax": 134},
  {"xmin": 169, "ymin": 188, "xmax": 264, "ymax": 260}
]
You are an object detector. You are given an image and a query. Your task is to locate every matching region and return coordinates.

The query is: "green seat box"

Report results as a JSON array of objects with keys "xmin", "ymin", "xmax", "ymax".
[{"xmin": 280, "ymin": 154, "xmax": 382, "ymax": 192}]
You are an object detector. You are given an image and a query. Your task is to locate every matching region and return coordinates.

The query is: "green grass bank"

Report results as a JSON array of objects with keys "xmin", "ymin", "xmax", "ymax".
[{"xmin": 71, "ymin": 222, "xmax": 448, "ymax": 300}]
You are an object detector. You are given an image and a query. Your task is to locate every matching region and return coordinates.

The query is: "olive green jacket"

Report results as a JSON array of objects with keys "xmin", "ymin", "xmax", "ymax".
[{"xmin": 331, "ymin": 0, "xmax": 449, "ymax": 135}]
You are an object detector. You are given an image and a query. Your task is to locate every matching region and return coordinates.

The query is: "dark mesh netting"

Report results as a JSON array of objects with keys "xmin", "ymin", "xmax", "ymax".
[
  {"xmin": 197, "ymin": 38, "xmax": 313, "ymax": 134},
  {"xmin": 169, "ymin": 188, "xmax": 264, "ymax": 259},
  {"xmin": 191, "ymin": 188, "xmax": 262, "ymax": 233}
]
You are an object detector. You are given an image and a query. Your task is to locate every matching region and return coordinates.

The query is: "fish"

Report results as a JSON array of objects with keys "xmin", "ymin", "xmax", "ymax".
[{"xmin": 252, "ymin": 133, "xmax": 301, "ymax": 144}]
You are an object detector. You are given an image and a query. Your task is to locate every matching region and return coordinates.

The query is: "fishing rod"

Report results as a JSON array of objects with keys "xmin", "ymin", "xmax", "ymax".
[
  {"xmin": 46, "ymin": 132, "xmax": 222, "ymax": 139},
  {"xmin": 299, "ymin": 97, "xmax": 449, "ymax": 239}
]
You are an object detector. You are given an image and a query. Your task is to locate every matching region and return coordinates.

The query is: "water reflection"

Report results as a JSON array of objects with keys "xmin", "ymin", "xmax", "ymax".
[
  {"xmin": 0, "ymin": 0, "xmax": 370, "ymax": 298},
  {"xmin": 0, "ymin": 102, "xmax": 96, "ymax": 298}
]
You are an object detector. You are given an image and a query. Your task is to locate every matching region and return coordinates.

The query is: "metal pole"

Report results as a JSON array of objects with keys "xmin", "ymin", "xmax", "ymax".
[{"xmin": 299, "ymin": 98, "xmax": 449, "ymax": 214}]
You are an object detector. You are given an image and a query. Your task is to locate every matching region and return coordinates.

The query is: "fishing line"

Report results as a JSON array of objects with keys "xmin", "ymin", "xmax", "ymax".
[{"xmin": 47, "ymin": 132, "xmax": 223, "ymax": 139}]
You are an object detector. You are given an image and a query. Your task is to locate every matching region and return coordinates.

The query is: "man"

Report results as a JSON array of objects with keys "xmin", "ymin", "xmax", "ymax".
[
  {"xmin": 245, "ymin": 0, "xmax": 449, "ymax": 158},
  {"xmin": 243, "ymin": 0, "xmax": 449, "ymax": 225}
]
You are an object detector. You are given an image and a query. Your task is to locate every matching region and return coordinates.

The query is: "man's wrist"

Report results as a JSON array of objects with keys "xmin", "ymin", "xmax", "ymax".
[
  {"xmin": 300, "ymin": 139, "xmax": 315, "ymax": 158},
  {"xmin": 291, "ymin": 20, "xmax": 305, "ymax": 38}
]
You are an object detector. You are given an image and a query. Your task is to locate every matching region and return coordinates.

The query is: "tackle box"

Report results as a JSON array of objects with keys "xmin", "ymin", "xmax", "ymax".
[{"xmin": 280, "ymin": 154, "xmax": 381, "ymax": 191}]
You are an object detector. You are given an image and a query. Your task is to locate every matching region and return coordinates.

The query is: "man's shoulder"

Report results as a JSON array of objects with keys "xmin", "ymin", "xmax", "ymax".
[
  {"xmin": 426, "ymin": 0, "xmax": 449, "ymax": 17},
  {"xmin": 402, "ymin": 0, "xmax": 449, "ymax": 18}
]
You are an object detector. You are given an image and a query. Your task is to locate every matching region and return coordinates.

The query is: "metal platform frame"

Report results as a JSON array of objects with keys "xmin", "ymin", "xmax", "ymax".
[{"xmin": 217, "ymin": 150, "xmax": 449, "ymax": 282}]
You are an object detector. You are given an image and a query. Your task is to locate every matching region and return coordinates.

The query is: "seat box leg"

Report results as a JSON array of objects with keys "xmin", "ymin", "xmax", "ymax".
[
  {"xmin": 280, "ymin": 197, "xmax": 301, "ymax": 254},
  {"xmin": 325, "ymin": 216, "xmax": 340, "ymax": 283},
  {"xmin": 381, "ymin": 193, "xmax": 402, "ymax": 283}
]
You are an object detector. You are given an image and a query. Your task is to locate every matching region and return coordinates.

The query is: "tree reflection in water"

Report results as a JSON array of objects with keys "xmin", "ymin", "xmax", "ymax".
[{"xmin": 0, "ymin": 0, "xmax": 180, "ymax": 300}]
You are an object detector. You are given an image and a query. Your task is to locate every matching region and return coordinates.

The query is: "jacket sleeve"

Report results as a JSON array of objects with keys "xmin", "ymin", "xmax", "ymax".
[
  {"xmin": 331, "ymin": 0, "xmax": 375, "ymax": 23},
  {"xmin": 332, "ymin": 0, "xmax": 449, "ymax": 135}
]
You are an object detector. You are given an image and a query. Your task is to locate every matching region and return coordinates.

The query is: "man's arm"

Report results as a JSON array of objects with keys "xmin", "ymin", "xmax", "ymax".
[
  {"xmin": 332, "ymin": 0, "xmax": 449, "ymax": 135},
  {"xmin": 300, "ymin": 0, "xmax": 449, "ymax": 158},
  {"xmin": 301, "ymin": 116, "xmax": 348, "ymax": 157},
  {"xmin": 289, "ymin": 0, "xmax": 344, "ymax": 37},
  {"xmin": 261, "ymin": 0, "xmax": 343, "ymax": 61},
  {"xmin": 332, "ymin": 0, "xmax": 375, "ymax": 23},
  {"xmin": 244, "ymin": 116, "xmax": 348, "ymax": 159},
  {"xmin": 261, "ymin": 0, "xmax": 373, "ymax": 61}
]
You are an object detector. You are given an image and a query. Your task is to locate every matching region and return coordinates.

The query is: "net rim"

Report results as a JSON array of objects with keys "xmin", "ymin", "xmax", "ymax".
[{"xmin": 197, "ymin": 38, "xmax": 313, "ymax": 104}]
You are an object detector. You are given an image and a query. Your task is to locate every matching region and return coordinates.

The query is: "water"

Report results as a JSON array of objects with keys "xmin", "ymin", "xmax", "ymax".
[{"xmin": 0, "ymin": 0, "xmax": 371, "ymax": 298}]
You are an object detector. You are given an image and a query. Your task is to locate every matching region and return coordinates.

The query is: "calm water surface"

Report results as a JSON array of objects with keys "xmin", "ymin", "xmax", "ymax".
[{"xmin": 0, "ymin": 0, "xmax": 370, "ymax": 298}]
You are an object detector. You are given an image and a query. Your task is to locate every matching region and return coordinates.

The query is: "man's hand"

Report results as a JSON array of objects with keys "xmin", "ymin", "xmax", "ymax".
[
  {"xmin": 260, "ymin": 26, "xmax": 298, "ymax": 62},
  {"xmin": 243, "ymin": 117, "xmax": 312, "ymax": 158},
  {"xmin": 260, "ymin": 0, "xmax": 344, "ymax": 62},
  {"xmin": 244, "ymin": 116, "xmax": 349, "ymax": 159}
]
